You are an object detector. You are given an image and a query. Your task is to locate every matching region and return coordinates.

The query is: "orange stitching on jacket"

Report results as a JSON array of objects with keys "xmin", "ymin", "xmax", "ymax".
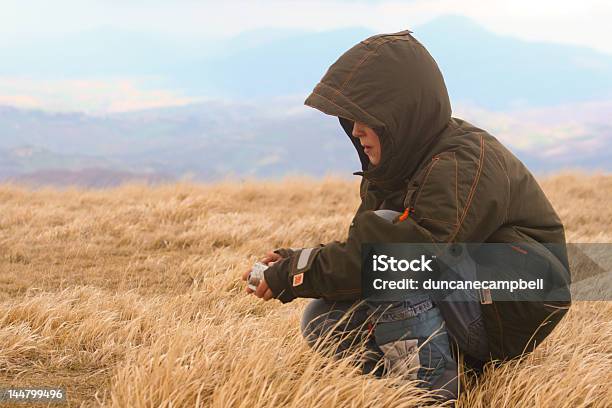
[
  {"xmin": 412, "ymin": 157, "xmax": 440, "ymax": 209},
  {"xmin": 490, "ymin": 145, "xmax": 511, "ymax": 224},
  {"xmin": 312, "ymin": 83, "xmax": 386, "ymax": 126},
  {"xmin": 336, "ymin": 40, "xmax": 384, "ymax": 95},
  {"xmin": 310, "ymin": 86, "xmax": 353, "ymax": 117},
  {"xmin": 335, "ymin": 51, "xmax": 374, "ymax": 100},
  {"xmin": 333, "ymin": 37, "xmax": 413, "ymax": 105},
  {"xmin": 449, "ymin": 134, "xmax": 485, "ymax": 242}
]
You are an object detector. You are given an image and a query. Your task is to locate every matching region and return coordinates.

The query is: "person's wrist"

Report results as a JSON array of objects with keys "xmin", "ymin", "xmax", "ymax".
[{"xmin": 264, "ymin": 258, "xmax": 297, "ymax": 303}]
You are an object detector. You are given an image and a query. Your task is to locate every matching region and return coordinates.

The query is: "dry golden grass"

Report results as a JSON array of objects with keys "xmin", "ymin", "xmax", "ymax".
[{"xmin": 0, "ymin": 173, "xmax": 610, "ymax": 407}]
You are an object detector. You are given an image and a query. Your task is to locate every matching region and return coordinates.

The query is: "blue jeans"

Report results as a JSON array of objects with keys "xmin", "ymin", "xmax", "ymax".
[{"xmin": 301, "ymin": 299, "xmax": 459, "ymax": 400}]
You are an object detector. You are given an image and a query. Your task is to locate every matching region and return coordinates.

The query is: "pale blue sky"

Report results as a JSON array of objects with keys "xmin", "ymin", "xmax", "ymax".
[
  {"xmin": 1, "ymin": 1, "xmax": 611, "ymax": 113},
  {"xmin": 2, "ymin": 0, "xmax": 611, "ymax": 53}
]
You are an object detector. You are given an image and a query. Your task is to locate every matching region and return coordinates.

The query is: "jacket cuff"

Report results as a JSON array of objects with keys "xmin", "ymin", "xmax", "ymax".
[{"xmin": 264, "ymin": 257, "xmax": 297, "ymax": 303}]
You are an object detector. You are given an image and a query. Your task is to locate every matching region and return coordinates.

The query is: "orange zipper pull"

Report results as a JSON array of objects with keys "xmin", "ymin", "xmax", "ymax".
[{"xmin": 398, "ymin": 207, "xmax": 411, "ymax": 222}]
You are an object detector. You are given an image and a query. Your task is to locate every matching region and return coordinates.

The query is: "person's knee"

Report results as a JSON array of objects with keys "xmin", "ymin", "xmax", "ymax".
[
  {"xmin": 300, "ymin": 299, "xmax": 366, "ymax": 348},
  {"xmin": 300, "ymin": 299, "xmax": 335, "ymax": 346}
]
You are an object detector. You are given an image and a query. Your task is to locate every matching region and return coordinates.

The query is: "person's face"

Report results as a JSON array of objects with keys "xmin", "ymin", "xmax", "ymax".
[{"xmin": 352, "ymin": 121, "xmax": 381, "ymax": 165}]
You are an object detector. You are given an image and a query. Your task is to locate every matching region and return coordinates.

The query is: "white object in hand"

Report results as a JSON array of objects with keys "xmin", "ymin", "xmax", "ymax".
[{"xmin": 248, "ymin": 262, "xmax": 269, "ymax": 291}]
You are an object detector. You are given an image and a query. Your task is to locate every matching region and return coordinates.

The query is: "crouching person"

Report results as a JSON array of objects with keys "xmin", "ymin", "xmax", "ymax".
[{"xmin": 242, "ymin": 29, "xmax": 570, "ymax": 402}]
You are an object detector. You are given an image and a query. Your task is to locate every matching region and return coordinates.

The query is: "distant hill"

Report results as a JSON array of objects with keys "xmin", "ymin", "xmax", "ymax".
[
  {"xmin": 191, "ymin": 15, "xmax": 612, "ymax": 109},
  {"xmin": 2, "ymin": 15, "xmax": 612, "ymax": 109},
  {"xmin": 414, "ymin": 15, "xmax": 612, "ymax": 109},
  {"xmin": 0, "ymin": 98, "xmax": 610, "ymax": 187},
  {"xmin": 0, "ymin": 102, "xmax": 360, "ymax": 185}
]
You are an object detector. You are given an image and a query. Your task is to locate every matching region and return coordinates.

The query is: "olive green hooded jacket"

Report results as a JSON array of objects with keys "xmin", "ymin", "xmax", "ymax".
[{"xmin": 264, "ymin": 30, "xmax": 570, "ymax": 359}]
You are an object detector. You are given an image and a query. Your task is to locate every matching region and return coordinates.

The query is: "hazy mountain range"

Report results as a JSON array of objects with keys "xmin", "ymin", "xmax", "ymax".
[
  {"xmin": 1, "ymin": 97, "xmax": 610, "ymax": 187},
  {"xmin": 1, "ymin": 15, "xmax": 610, "ymax": 187},
  {"xmin": 0, "ymin": 101, "xmax": 359, "ymax": 186}
]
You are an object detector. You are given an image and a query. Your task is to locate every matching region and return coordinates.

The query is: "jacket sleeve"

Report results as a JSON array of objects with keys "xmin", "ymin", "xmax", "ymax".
[
  {"xmin": 264, "ymin": 211, "xmax": 442, "ymax": 303},
  {"xmin": 265, "ymin": 138, "xmax": 509, "ymax": 303}
]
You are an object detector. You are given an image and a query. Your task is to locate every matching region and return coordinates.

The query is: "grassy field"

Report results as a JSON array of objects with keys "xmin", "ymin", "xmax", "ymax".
[{"xmin": 0, "ymin": 173, "xmax": 610, "ymax": 407}]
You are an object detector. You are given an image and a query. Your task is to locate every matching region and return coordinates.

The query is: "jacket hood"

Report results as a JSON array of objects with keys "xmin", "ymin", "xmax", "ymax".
[{"xmin": 304, "ymin": 30, "xmax": 452, "ymax": 191}]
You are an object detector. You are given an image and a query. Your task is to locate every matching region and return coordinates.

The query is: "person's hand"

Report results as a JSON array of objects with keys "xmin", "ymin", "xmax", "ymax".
[
  {"xmin": 259, "ymin": 251, "xmax": 282, "ymax": 266},
  {"xmin": 242, "ymin": 251, "xmax": 283, "ymax": 299},
  {"xmin": 252, "ymin": 278, "xmax": 274, "ymax": 301}
]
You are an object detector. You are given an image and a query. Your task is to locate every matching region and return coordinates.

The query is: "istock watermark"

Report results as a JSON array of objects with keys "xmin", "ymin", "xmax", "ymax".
[
  {"xmin": 372, "ymin": 254, "xmax": 435, "ymax": 272},
  {"xmin": 361, "ymin": 243, "xmax": 611, "ymax": 302}
]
